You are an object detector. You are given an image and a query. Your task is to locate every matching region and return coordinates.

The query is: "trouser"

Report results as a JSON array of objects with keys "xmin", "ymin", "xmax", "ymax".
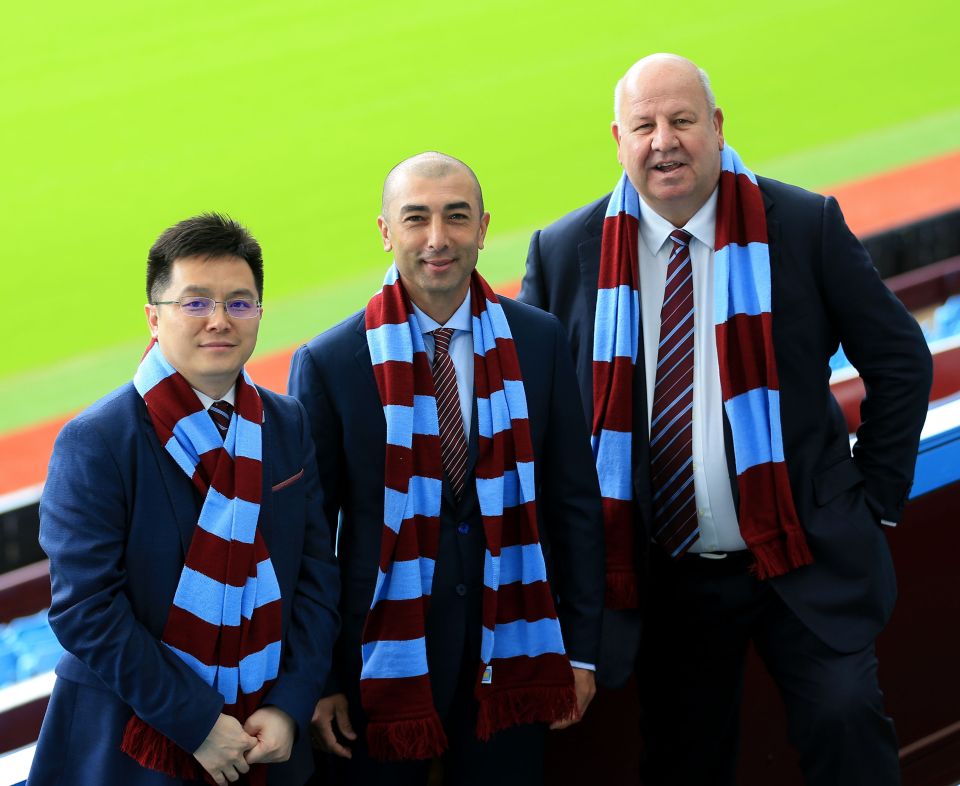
[{"xmin": 638, "ymin": 547, "xmax": 900, "ymax": 786}]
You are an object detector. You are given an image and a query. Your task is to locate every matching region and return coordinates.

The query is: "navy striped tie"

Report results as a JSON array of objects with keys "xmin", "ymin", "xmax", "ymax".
[
  {"xmin": 432, "ymin": 328, "xmax": 468, "ymax": 500},
  {"xmin": 209, "ymin": 400, "xmax": 233, "ymax": 439},
  {"xmin": 650, "ymin": 229, "xmax": 699, "ymax": 556}
]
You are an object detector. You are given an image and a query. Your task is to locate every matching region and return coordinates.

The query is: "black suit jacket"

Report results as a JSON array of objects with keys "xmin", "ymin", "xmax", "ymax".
[
  {"xmin": 288, "ymin": 296, "xmax": 604, "ymax": 721},
  {"xmin": 519, "ymin": 177, "xmax": 931, "ymax": 682}
]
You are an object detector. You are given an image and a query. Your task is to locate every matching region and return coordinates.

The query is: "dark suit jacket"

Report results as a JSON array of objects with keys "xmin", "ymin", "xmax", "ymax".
[
  {"xmin": 287, "ymin": 296, "xmax": 604, "ymax": 723},
  {"xmin": 519, "ymin": 177, "xmax": 932, "ymax": 681},
  {"xmin": 29, "ymin": 383, "xmax": 340, "ymax": 786}
]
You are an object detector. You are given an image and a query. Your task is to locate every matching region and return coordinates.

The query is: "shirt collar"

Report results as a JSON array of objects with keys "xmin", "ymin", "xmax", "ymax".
[
  {"xmin": 193, "ymin": 385, "xmax": 236, "ymax": 410},
  {"xmin": 411, "ymin": 289, "xmax": 473, "ymax": 335},
  {"xmin": 638, "ymin": 186, "xmax": 719, "ymax": 256}
]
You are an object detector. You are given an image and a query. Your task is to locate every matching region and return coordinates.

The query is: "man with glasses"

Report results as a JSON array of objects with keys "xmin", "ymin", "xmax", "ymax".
[{"xmin": 29, "ymin": 213, "xmax": 340, "ymax": 786}]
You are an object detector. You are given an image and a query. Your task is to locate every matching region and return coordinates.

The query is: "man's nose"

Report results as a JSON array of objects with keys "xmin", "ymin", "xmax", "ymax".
[
  {"xmin": 651, "ymin": 122, "xmax": 678, "ymax": 151},
  {"xmin": 205, "ymin": 302, "xmax": 232, "ymax": 329},
  {"xmin": 427, "ymin": 216, "xmax": 448, "ymax": 250}
]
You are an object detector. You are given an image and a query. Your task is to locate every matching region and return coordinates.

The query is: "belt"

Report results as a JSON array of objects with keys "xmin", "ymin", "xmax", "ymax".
[{"xmin": 653, "ymin": 545, "xmax": 755, "ymax": 575}]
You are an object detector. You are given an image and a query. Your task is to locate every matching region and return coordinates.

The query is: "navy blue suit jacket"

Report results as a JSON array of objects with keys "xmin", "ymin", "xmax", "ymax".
[
  {"xmin": 288, "ymin": 296, "xmax": 604, "ymax": 723},
  {"xmin": 519, "ymin": 177, "xmax": 931, "ymax": 680},
  {"xmin": 29, "ymin": 383, "xmax": 340, "ymax": 786}
]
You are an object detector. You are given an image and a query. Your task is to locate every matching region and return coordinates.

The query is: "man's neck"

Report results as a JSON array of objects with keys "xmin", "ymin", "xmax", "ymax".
[
  {"xmin": 187, "ymin": 377, "xmax": 235, "ymax": 401},
  {"xmin": 411, "ymin": 289, "xmax": 469, "ymax": 326}
]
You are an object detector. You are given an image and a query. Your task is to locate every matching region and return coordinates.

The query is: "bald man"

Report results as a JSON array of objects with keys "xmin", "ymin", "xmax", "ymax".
[
  {"xmin": 289, "ymin": 152, "xmax": 603, "ymax": 786},
  {"xmin": 519, "ymin": 55, "xmax": 931, "ymax": 785}
]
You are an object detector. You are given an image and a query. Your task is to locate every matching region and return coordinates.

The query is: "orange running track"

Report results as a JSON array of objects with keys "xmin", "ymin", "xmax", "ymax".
[{"xmin": 3, "ymin": 150, "xmax": 959, "ymax": 499}]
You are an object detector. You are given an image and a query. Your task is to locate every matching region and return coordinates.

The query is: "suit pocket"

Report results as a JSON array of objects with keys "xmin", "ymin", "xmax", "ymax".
[
  {"xmin": 272, "ymin": 468, "xmax": 304, "ymax": 492},
  {"xmin": 812, "ymin": 457, "xmax": 863, "ymax": 506}
]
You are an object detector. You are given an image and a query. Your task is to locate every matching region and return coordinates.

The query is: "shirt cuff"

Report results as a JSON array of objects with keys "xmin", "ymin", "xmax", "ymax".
[
  {"xmin": 569, "ymin": 660, "xmax": 595, "ymax": 671},
  {"xmin": 880, "ymin": 519, "xmax": 897, "ymax": 527}
]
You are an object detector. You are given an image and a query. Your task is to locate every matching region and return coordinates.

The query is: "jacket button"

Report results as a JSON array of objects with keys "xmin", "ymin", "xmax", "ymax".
[
  {"xmin": 457, "ymin": 523, "xmax": 470, "ymax": 535},
  {"xmin": 455, "ymin": 584, "xmax": 467, "ymax": 597}
]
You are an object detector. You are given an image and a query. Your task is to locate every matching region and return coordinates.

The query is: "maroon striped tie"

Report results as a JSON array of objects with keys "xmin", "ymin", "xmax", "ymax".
[
  {"xmin": 432, "ymin": 328, "xmax": 468, "ymax": 500},
  {"xmin": 649, "ymin": 230, "xmax": 699, "ymax": 556},
  {"xmin": 209, "ymin": 400, "xmax": 233, "ymax": 439}
]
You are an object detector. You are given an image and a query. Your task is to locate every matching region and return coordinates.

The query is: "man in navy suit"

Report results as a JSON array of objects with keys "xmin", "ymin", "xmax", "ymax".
[
  {"xmin": 29, "ymin": 214, "xmax": 340, "ymax": 785},
  {"xmin": 519, "ymin": 54, "xmax": 931, "ymax": 785},
  {"xmin": 288, "ymin": 152, "xmax": 604, "ymax": 786}
]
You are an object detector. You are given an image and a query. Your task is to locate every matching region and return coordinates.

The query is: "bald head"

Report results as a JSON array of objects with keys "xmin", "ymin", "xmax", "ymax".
[
  {"xmin": 614, "ymin": 53, "xmax": 716, "ymax": 124},
  {"xmin": 381, "ymin": 152, "xmax": 484, "ymax": 219}
]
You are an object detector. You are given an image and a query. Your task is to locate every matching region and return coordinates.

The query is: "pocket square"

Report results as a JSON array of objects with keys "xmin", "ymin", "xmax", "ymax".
[{"xmin": 271, "ymin": 469, "xmax": 304, "ymax": 491}]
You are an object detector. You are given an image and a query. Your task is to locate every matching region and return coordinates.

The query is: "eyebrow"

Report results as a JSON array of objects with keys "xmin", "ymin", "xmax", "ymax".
[
  {"xmin": 398, "ymin": 201, "xmax": 474, "ymax": 215},
  {"xmin": 178, "ymin": 285, "xmax": 258, "ymax": 299}
]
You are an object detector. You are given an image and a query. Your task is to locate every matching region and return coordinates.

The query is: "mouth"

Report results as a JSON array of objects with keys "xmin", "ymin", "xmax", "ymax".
[
  {"xmin": 200, "ymin": 343, "xmax": 237, "ymax": 350},
  {"xmin": 422, "ymin": 257, "xmax": 455, "ymax": 270},
  {"xmin": 652, "ymin": 161, "xmax": 685, "ymax": 173}
]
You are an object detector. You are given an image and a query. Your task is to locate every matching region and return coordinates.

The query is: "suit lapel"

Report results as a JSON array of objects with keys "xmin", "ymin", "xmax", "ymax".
[
  {"xmin": 142, "ymin": 406, "xmax": 200, "ymax": 555},
  {"xmin": 258, "ymin": 398, "xmax": 274, "ymax": 543},
  {"xmin": 353, "ymin": 312, "xmax": 380, "ymax": 397}
]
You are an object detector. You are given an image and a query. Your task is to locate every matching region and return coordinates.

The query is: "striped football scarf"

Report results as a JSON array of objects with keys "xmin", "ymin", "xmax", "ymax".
[
  {"xmin": 594, "ymin": 145, "xmax": 813, "ymax": 604},
  {"xmin": 362, "ymin": 265, "xmax": 576, "ymax": 761},
  {"xmin": 122, "ymin": 341, "xmax": 282, "ymax": 784}
]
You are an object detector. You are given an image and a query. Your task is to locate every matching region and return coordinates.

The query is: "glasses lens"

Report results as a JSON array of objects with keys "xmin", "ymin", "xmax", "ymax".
[
  {"xmin": 180, "ymin": 297, "xmax": 215, "ymax": 316},
  {"xmin": 226, "ymin": 299, "xmax": 259, "ymax": 319}
]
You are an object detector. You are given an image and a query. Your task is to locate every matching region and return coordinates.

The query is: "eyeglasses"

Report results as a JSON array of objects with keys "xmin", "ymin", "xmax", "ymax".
[{"xmin": 151, "ymin": 296, "xmax": 262, "ymax": 319}]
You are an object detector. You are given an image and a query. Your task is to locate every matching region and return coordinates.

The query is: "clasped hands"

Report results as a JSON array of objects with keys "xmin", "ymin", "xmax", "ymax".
[{"xmin": 193, "ymin": 707, "xmax": 295, "ymax": 785}]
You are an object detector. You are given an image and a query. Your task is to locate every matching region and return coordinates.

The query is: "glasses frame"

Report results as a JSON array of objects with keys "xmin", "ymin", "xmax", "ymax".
[{"xmin": 151, "ymin": 296, "xmax": 263, "ymax": 320}]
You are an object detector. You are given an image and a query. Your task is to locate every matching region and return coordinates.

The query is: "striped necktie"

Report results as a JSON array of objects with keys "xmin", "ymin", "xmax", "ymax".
[
  {"xmin": 209, "ymin": 400, "xmax": 233, "ymax": 439},
  {"xmin": 649, "ymin": 229, "xmax": 699, "ymax": 556},
  {"xmin": 432, "ymin": 328, "xmax": 468, "ymax": 500}
]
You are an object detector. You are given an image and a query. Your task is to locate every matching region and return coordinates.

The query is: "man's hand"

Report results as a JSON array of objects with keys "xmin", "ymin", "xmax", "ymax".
[
  {"xmin": 193, "ymin": 713, "xmax": 257, "ymax": 785},
  {"xmin": 311, "ymin": 693, "xmax": 357, "ymax": 758},
  {"xmin": 243, "ymin": 706, "xmax": 296, "ymax": 765},
  {"xmin": 550, "ymin": 667, "xmax": 597, "ymax": 730}
]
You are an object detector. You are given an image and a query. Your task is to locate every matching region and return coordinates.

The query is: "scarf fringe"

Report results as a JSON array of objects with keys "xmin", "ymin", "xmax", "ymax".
[
  {"xmin": 605, "ymin": 571, "xmax": 640, "ymax": 610},
  {"xmin": 121, "ymin": 715, "xmax": 201, "ymax": 780},
  {"xmin": 750, "ymin": 532, "xmax": 814, "ymax": 581},
  {"xmin": 476, "ymin": 684, "xmax": 578, "ymax": 741},
  {"xmin": 366, "ymin": 713, "xmax": 448, "ymax": 761}
]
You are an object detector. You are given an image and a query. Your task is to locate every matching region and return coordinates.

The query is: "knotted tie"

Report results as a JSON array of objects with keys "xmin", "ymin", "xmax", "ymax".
[
  {"xmin": 650, "ymin": 230, "xmax": 699, "ymax": 556},
  {"xmin": 209, "ymin": 399, "xmax": 233, "ymax": 439},
  {"xmin": 432, "ymin": 328, "xmax": 468, "ymax": 499}
]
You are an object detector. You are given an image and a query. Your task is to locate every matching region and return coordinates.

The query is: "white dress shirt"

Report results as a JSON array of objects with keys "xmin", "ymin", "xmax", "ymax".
[
  {"xmin": 411, "ymin": 293, "xmax": 475, "ymax": 434},
  {"xmin": 193, "ymin": 385, "xmax": 236, "ymax": 411},
  {"xmin": 638, "ymin": 189, "xmax": 746, "ymax": 553}
]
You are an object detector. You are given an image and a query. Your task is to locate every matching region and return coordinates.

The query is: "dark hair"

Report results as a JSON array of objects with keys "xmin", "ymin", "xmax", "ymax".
[{"xmin": 146, "ymin": 213, "xmax": 263, "ymax": 301}]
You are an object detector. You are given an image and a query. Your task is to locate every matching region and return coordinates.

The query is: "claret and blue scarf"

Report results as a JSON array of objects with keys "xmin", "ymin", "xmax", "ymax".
[
  {"xmin": 124, "ymin": 341, "xmax": 281, "ymax": 784},
  {"xmin": 362, "ymin": 266, "xmax": 576, "ymax": 761},
  {"xmin": 594, "ymin": 145, "xmax": 814, "ymax": 608}
]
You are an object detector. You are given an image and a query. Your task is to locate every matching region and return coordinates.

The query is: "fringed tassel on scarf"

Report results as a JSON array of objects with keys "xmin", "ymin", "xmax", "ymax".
[
  {"xmin": 120, "ymin": 719, "xmax": 203, "ymax": 781},
  {"xmin": 476, "ymin": 683, "xmax": 577, "ymax": 741},
  {"xmin": 366, "ymin": 715, "xmax": 449, "ymax": 762}
]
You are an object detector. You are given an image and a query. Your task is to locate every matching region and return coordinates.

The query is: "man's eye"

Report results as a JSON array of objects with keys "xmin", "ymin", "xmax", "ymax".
[
  {"xmin": 228, "ymin": 300, "xmax": 253, "ymax": 311},
  {"xmin": 449, "ymin": 213, "xmax": 468, "ymax": 221},
  {"xmin": 183, "ymin": 299, "xmax": 207, "ymax": 309},
  {"xmin": 675, "ymin": 118, "xmax": 692, "ymax": 126}
]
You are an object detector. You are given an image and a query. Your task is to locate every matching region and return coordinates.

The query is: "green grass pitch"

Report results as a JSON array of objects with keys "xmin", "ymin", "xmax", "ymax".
[{"xmin": 1, "ymin": 0, "xmax": 958, "ymax": 431}]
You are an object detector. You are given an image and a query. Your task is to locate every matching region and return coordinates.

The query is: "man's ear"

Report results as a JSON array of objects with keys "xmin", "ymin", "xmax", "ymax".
[
  {"xmin": 145, "ymin": 303, "xmax": 160, "ymax": 338},
  {"xmin": 611, "ymin": 121, "xmax": 623, "ymax": 166},
  {"xmin": 377, "ymin": 216, "xmax": 392, "ymax": 252},
  {"xmin": 478, "ymin": 212, "xmax": 491, "ymax": 250}
]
